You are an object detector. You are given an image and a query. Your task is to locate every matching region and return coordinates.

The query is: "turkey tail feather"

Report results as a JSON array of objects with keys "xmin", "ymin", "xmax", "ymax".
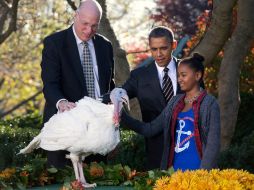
[{"xmin": 18, "ymin": 135, "xmax": 41, "ymax": 154}]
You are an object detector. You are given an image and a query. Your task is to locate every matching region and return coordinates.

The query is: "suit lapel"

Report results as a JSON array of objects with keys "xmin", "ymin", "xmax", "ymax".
[
  {"xmin": 65, "ymin": 27, "xmax": 87, "ymax": 94},
  {"xmin": 92, "ymin": 35, "xmax": 106, "ymax": 94}
]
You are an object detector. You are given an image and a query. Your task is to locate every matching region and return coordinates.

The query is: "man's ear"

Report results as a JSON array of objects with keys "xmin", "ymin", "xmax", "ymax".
[{"xmin": 172, "ymin": 40, "xmax": 177, "ymax": 50}]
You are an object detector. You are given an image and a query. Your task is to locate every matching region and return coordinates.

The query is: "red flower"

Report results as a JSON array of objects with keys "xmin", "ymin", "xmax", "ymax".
[{"xmin": 71, "ymin": 180, "xmax": 84, "ymax": 190}]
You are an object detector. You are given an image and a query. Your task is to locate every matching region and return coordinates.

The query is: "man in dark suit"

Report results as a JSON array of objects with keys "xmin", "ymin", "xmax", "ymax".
[
  {"xmin": 122, "ymin": 26, "xmax": 182, "ymax": 170},
  {"xmin": 41, "ymin": 0, "xmax": 114, "ymax": 168}
]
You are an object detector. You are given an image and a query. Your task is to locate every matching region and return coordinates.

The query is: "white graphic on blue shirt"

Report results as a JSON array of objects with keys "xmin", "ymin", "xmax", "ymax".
[
  {"xmin": 175, "ymin": 119, "xmax": 192, "ymax": 153},
  {"xmin": 173, "ymin": 109, "xmax": 201, "ymax": 171}
]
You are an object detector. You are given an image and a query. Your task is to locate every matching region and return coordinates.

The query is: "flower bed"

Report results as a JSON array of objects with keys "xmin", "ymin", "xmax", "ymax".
[
  {"xmin": 1, "ymin": 159, "xmax": 254, "ymax": 190},
  {"xmin": 154, "ymin": 169, "xmax": 254, "ymax": 190},
  {"xmin": 0, "ymin": 157, "xmax": 172, "ymax": 190}
]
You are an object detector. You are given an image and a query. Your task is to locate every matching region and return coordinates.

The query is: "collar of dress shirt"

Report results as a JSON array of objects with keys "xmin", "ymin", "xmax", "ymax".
[
  {"xmin": 155, "ymin": 58, "xmax": 176, "ymax": 75},
  {"xmin": 72, "ymin": 25, "xmax": 93, "ymax": 46}
]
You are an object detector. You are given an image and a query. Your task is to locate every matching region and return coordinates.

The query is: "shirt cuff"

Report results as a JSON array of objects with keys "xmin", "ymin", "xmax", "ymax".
[{"xmin": 56, "ymin": 99, "xmax": 67, "ymax": 110}]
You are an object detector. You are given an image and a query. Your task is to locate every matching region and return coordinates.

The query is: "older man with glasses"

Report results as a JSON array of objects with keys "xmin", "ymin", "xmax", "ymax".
[{"xmin": 41, "ymin": 0, "xmax": 115, "ymax": 168}]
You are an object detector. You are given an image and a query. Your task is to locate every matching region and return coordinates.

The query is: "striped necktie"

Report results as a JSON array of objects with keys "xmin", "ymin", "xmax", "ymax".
[
  {"xmin": 162, "ymin": 67, "xmax": 174, "ymax": 103},
  {"xmin": 82, "ymin": 41, "xmax": 95, "ymax": 98}
]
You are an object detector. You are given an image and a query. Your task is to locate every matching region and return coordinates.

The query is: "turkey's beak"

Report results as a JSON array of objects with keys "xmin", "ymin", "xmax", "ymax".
[{"xmin": 121, "ymin": 94, "xmax": 130, "ymax": 111}]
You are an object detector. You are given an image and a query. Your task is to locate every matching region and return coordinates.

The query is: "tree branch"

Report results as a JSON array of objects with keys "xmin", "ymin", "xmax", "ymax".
[
  {"xmin": 218, "ymin": 0, "xmax": 254, "ymax": 151},
  {"xmin": 66, "ymin": 0, "xmax": 77, "ymax": 11},
  {"xmin": 191, "ymin": 0, "xmax": 238, "ymax": 65},
  {"xmin": 126, "ymin": 49, "xmax": 149, "ymax": 55},
  {"xmin": 0, "ymin": 0, "xmax": 20, "ymax": 44},
  {"xmin": 0, "ymin": 1, "xmax": 9, "ymax": 31},
  {"xmin": 0, "ymin": 78, "xmax": 5, "ymax": 89},
  {"xmin": 0, "ymin": 89, "xmax": 42, "ymax": 118}
]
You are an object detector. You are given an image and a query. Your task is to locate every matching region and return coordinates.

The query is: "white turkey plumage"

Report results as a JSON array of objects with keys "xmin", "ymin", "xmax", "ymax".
[{"xmin": 19, "ymin": 88, "xmax": 129, "ymax": 188}]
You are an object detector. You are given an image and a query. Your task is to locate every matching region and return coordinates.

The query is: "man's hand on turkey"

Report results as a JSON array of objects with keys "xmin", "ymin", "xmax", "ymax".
[{"xmin": 58, "ymin": 100, "xmax": 76, "ymax": 112}]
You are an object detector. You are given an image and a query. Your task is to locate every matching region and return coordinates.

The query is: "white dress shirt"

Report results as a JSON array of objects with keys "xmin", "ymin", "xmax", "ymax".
[
  {"xmin": 155, "ymin": 58, "xmax": 177, "ymax": 96},
  {"xmin": 56, "ymin": 27, "xmax": 101, "ymax": 109},
  {"xmin": 72, "ymin": 26, "xmax": 101, "ymax": 99}
]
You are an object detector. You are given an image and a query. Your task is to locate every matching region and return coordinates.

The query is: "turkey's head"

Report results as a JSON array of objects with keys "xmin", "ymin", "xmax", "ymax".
[{"xmin": 110, "ymin": 88, "xmax": 130, "ymax": 127}]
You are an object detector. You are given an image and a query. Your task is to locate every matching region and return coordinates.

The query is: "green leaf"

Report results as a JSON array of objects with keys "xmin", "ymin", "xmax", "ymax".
[
  {"xmin": 0, "ymin": 181, "xmax": 8, "ymax": 188},
  {"xmin": 63, "ymin": 181, "xmax": 71, "ymax": 188},
  {"xmin": 5, "ymin": 186, "xmax": 14, "ymax": 190},
  {"xmin": 124, "ymin": 165, "xmax": 131, "ymax": 175},
  {"xmin": 113, "ymin": 164, "xmax": 123, "ymax": 170},
  {"xmin": 123, "ymin": 180, "xmax": 133, "ymax": 186},
  {"xmin": 63, "ymin": 176, "xmax": 71, "ymax": 183},
  {"xmin": 167, "ymin": 167, "xmax": 175, "ymax": 175},
  {"xmin": 16, "ymin": 183, "xmax": 26, "ymax": 190},
  {"xmin": 95, "ymin": 179, "xmax": 118, "ymax": 186},
  {"xmin": 148, "ymin": 170, "xmax": 155, "ymax": 178},
  {"xmin": 47, "ymin": 167, "xmax": 58, "ymax": 173}
]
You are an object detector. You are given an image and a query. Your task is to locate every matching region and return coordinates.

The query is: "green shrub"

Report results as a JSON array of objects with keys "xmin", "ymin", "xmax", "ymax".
[
  {"xmin": 0, "ymin": 125, "xmax": 44, "ymax": 170},
  {"xmin": 108, "ymin": 130, "xmax": 146, "ymax": 171},
  {"xmin": 218, "ymin": 93, "xmax": 254, "ymax": 172},
  {"xmin": 0, "ymin": 113, "xmax": 146, "ymax": 171},
  {"xmin": 0, "ymin": 112, "xmax": 42, "ymax": 129},
  {"xmin": 218, "ymin": 131, "xmax": 254, "ymax": 173},
  {"xmin": 231, "ymin": 93, "xmax": 254, "ymax": 144}
]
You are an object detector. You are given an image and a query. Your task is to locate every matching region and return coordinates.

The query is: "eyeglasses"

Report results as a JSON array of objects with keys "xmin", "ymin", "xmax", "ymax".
[{"xmin": 76, "ymin": 11, "xmax": 99, "ymax": 31}]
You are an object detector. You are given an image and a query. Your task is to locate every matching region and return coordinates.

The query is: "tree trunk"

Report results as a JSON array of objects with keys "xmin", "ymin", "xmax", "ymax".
[
  {"xmin": 218, "ymin": 0, "xmax": 254, "ymax": 150},
  {"xmin": 0, "ymin": 0, "xmax": 20, "ymax": 44},
  {"xmin": 192, "ymin": 0, "xmax": 237, "ymax": 65},
  {"xmin": 97, "ymin": 0, "xmax": 129, "ymax": 86},
  {"xmin": 0, "ymin": 0, "xmax": 20, "ymax": 95},
  {"xmin": 97, "ymin": 0, "xmax": 142, "ymax": 119}
]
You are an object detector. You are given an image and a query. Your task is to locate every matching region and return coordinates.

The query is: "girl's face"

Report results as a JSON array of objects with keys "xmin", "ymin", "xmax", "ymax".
[{"xmin": 177, "ymin": 63, "xmax": 202, "ymax": 92}]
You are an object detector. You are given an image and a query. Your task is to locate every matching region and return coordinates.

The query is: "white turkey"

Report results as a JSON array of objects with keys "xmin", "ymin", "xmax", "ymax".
[{"xmin": 19, "ymin": 88, "xmax": 129, "ymax": 188}]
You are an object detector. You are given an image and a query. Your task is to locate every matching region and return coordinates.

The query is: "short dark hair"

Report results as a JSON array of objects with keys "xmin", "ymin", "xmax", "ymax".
[
  {"xmin": 148, "ymin": 26, "xmax": 174, "ymax": 43},
  {"xmin": 180, "ymin": 52, "xmax": 206, "ymax": 89}
]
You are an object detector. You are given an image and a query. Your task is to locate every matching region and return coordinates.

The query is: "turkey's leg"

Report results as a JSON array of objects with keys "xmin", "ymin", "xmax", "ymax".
[
  {"xmin": 77, "ymin": 160, "xmax": 86, "ymax": 184},
  {"xmin": 78, "ymin": 158, "xmax": 96, "ymax": 188},
  {"xmin": 69, "ymin": 154, "xmax": 80, "ymax": 182},
  {"xmin": 68, "ymin": 154, "xmax": 96, "ymax": 188}
]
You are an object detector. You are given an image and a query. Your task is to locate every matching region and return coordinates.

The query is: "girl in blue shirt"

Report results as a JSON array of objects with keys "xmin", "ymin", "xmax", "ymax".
[{"xmin": 121, "ymin": 53, "xmax": 220, "ymax": 171}]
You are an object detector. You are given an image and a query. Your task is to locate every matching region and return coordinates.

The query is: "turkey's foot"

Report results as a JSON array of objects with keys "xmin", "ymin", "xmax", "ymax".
[{"xmin": 82, "ymin": 182, "xmax": 97, "ymax": 188}]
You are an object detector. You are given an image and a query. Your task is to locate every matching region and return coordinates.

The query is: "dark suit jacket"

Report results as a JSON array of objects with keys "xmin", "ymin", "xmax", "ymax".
[
  {"xmin": 41, "ymin": 26, "xmax": 115, "ymax": 168},
  {"xmin": 122, "ymin": 58, "xmax": 181, "ymax": 170},
  {"xmin": 41, "ymin": 26, "xmax": 115, "ymax": 124}
]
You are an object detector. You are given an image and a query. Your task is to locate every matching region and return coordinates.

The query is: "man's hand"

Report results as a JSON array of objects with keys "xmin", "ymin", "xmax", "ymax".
[
  {"xmin": 58, "ymin": 100, "xmax": 76, "ymax": 113},
  {"xmin": 101, "ymin": 92, "xmax": 111, "ymax": 104}
]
